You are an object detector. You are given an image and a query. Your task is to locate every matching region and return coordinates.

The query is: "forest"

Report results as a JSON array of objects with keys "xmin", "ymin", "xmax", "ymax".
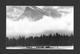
[{"xmin": 6, "ymin": 33, "xmax": 74, "ymax": 46}]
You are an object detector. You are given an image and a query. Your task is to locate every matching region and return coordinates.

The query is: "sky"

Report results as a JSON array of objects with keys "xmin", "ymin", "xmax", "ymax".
[{"xmin": 6, "ymin": 6, "xmax": 74, "ymax": 37}]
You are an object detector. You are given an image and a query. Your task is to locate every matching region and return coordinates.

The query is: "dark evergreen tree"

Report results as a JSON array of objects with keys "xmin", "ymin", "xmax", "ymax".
[{"xmin": 6, "ymin": 33, "xmax": 74, "ymax": 46}]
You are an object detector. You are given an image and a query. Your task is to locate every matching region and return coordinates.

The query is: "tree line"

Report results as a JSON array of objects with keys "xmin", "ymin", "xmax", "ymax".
[{"xmin": 6, "ymin": 33, "xmax": 74, "ymax": 46}]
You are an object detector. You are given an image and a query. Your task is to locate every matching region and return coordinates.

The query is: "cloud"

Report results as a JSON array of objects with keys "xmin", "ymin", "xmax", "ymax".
[{"xmin": 6, "ymin": 6, "xmax": 74, "ymax": 37}]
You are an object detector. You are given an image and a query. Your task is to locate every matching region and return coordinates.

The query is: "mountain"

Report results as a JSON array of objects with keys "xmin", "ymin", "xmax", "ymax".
[
  {"xmin": 19, "ymin": 7, "xmax": 44, "ymax": 21},
  {"xmin": 6, "ymin": 6, "xmax": 63, "ymax": 21}
]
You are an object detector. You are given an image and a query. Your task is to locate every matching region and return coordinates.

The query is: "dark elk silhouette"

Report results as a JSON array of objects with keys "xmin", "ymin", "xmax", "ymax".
[{"xmin": 13, "ymin": 6, "xmax": 61, "ymax": 21}]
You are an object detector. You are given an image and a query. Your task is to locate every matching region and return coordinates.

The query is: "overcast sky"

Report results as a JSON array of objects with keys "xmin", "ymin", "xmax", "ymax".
[{"xmin": 6, "ymin": 6, "xmax": 74, "ymax": 37}]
